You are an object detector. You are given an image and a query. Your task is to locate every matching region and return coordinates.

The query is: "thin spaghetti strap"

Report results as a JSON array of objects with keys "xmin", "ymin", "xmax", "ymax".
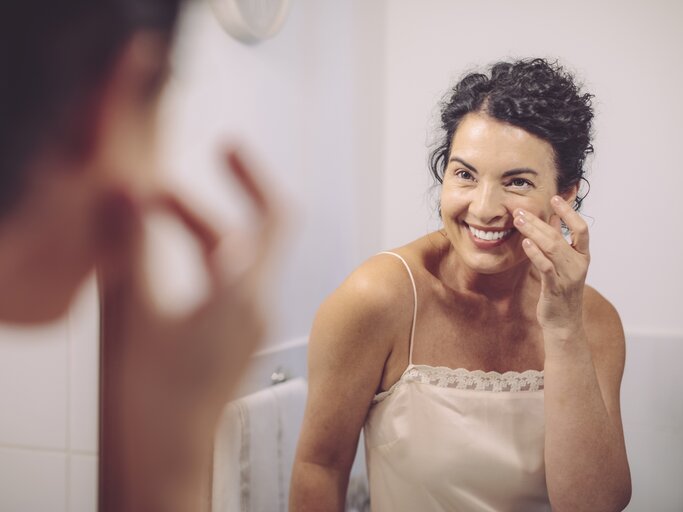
[{"xmin": 378, "ymin": 251, "xmax": 417, "ymax": 366}]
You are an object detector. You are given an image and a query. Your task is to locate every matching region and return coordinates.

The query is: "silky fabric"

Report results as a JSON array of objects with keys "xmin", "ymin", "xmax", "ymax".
[{"xmin": 363, "ymin": 252, "xmax": 550, "ymax": 512}]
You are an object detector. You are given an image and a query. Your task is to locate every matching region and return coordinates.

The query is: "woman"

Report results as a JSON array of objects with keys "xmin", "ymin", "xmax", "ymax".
[
  {"xmin": 291, "ymin": 59, "xmax": 631, "ymax": 511},
  {"xmin": 0, "ymin": 1, "xmax": 281, "ymax": 510}
]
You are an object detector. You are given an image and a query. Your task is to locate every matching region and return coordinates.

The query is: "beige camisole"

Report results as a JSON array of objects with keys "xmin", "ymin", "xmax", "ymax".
[{"xmin": 363, "ymin": 252, "xmax": 551, "ymax": 511}]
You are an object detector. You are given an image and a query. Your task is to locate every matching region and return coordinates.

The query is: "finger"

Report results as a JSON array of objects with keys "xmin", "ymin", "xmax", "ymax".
[
  {"xmin": 550, "ymin": 196, "xmax": 590, "ymax": 254},
  {"xmin": 151, "ymin": 191, "xmax": 222, "ymax": 256},
  {"xmin": 513, "ymin": 209, "xmax": 563, "ymax": 257},
  {"xmin": 222, "ymin": 148, "xmax": 283, "ymax": 274},
  {"xmin": 191, "ymin": 147, "xmax": 285, "ymax": 318},
  {"xmin": 521, "ymin": 237, "xmax": 558, "ymax": 288},
  {"xmin": 225, "ymin": 149, "xmax": 271, "ymax": 213},
  {"xmin": 95, "ymin": 188, "xmax": 151, "ymax": 315}
]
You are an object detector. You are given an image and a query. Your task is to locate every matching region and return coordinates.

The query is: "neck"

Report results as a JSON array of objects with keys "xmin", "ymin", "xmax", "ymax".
[
  {"xmin": 0, "ymin": 165, "xmax": 94, "ymax": 323},
  {"xmin": 0, "ymin": 209, "xmax": 62, "ymax": 322},
  {"xmin": 435, "ymin": 237, "xmax": 537, "ymax": 316}
]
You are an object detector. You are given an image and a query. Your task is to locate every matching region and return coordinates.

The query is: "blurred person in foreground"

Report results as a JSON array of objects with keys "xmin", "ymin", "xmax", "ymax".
[{"xmin": 0, "ymin": 1, "xmax": 282, "ymax": 510}]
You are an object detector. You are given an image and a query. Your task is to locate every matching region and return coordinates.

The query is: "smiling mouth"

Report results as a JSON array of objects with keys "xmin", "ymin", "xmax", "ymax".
[{"xmin": 464, "ymin": 223, "xmax": 515, "ymax": 242}]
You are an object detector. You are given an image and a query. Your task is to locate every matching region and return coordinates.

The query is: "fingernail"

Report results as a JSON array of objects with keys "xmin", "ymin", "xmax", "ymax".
[
  {"xmin": 551, "ymin": 196, "xmax": 562, "ymax": 205},
  {"xmin": 515, "ymin": 208, "xmax": 526, "ymax": 217},
  {"xmin": 523, "ymin": 238, "xmax": 532, "ymax": 248},
  {"xmin": 514, "ymin": 216, "xmax": 526, "ymax": 226}
]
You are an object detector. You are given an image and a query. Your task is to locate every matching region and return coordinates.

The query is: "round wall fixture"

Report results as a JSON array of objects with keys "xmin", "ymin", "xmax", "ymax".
[{"xmin": 209, "ymin": 0, "xmax": 291, "ymax": 44}]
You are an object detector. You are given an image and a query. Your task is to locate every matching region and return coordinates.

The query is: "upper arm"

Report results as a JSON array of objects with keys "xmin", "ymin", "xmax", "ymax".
[
  {"xmin": 294, "ymin": 255, "xmax": 413, "ymax": 474},
  {"xmin": 583, "ymin": 286, "xmax": 626, "ymax": 430}
]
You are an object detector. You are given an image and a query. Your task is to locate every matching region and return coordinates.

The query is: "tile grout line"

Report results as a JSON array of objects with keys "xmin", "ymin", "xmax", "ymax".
[
  {"xmin": 65, "ymin": 311, "xmax": 72, "ymax": 512},
  {"xmin": 0, "ymin": 443, "xmax": 96, "ymax": 456}
]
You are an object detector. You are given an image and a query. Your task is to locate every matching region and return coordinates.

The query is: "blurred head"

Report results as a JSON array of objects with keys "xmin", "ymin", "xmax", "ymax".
[
  {"xmin": 432, "ymin": 59, "xmax": 595, "ymax": 275},
  {"xmin": 0, "ymin": 0, "xmax": 182, "ymax": 322}
]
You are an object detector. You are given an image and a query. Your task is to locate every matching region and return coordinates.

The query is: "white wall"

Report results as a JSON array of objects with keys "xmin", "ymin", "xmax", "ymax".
[{"xmin": 621, "ymin": 333, "xmax": 683, "ymax": 510}]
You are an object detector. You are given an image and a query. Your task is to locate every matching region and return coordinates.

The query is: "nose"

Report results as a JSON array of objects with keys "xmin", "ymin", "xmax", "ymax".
[{"xmin": 469, "ymin": 183, "xmax": 507, "ymax": 224}]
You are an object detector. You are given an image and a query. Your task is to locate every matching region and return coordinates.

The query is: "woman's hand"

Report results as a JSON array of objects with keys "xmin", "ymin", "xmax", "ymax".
[
  {"xmin": 513, "ymin": 195, "xmax": 590, "ymax": 338},
  {"xmin": 98, "ymin": 148, "xmax": 284, "ymax": 511},
  {"xmin": 516, "ymin": 198, "xmax": 632, "ymax": 511}
]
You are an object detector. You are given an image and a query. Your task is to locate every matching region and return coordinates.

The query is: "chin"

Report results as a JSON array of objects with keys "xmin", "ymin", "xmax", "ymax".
[
  {"xmin": 0, "ymin": 283, "xmax": 82, "ymax": 325},
  {"xmin": 462, "ymin": 255, "xmax": 520, "ymax": 275},
  {"xmin": 8, "ymin": 299, "xmax": 73, "ymax": 325},
  {"xmin": 455, "ymin": 238, "xmax": 529, "ymax": 276},
  {"xmin": 446, "ymin": 227, "xmax": 525, "ymax": 275}
]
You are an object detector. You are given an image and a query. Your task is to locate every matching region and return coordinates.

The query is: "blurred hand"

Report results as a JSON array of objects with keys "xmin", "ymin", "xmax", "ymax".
[{"xmin": 98, "ymin": 148, "xmax": 283, "ymax": 511}]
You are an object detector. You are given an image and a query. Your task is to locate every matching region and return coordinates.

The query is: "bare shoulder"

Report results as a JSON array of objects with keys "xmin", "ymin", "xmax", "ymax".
[
  {"xmin": 582, "ymin": 285, "xmax": 626, "ymax": 380},
  {"xmin": 310, "ymin": 251, "xmax": 417, "ymax": 359}
]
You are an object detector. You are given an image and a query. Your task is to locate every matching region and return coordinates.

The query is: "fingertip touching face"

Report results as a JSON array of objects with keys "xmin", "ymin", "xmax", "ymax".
[{"xmin": 440, "ymin": 112, "xmax": 573, "ymax": 275}]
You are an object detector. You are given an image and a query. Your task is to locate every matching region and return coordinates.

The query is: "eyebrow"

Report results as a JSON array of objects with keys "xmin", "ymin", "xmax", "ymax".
[{"xmin": 449, "ymin": 156, "xmax": 539, "ymax": 177}]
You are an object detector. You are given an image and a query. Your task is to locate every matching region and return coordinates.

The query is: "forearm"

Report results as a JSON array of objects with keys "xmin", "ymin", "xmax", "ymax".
[
  {"xmin": 543, "ymin": 329, "xmax": 630, "ymax": 511},
  {"xmin": 289, "ymin": 460, "xmax": 348, "ymax": 512},
  {"xmin": 100, "ymin": 355, "xmax": 218, "ymax": 512},
  {"xmin": 119, "ymin": 415, "xmax": 214, "ymax": 512}
]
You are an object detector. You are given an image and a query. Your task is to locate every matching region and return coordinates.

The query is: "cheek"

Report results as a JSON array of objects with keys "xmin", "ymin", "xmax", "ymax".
[
  {"xmin": 440, "ymin": 188, "xmax": 467, "ymax": 213},
  {"xmin": 505, "ymin": 196, "xmax": 551, "ymax": 221}
]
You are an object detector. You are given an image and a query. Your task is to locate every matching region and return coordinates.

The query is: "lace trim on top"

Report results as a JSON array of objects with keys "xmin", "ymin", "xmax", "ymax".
[{"xmin": 374, "ymin": 364, "xmax": 544, "ymax": 404}]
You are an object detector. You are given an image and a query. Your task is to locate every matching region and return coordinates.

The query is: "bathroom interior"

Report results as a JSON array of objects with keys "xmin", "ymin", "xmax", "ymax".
[{"xmin": 0, "ymin": 0, "xmax": 681, "ymax": 510}]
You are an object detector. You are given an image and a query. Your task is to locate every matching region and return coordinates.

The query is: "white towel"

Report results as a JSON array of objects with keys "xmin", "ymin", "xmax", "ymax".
[{"xmin": 212, "ymin": 378, "xmax": 308, "ymax": 512}]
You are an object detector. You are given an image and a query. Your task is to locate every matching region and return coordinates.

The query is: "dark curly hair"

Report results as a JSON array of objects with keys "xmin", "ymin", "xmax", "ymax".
[{"xmin": 429, "ymin": 58, "xmax": 594, "ymax": 210}]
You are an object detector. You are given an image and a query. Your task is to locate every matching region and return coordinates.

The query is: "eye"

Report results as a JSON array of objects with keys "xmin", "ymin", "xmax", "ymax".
[
  {"xmin": 454, "ymin": 169, "xmax": 475, "ymax": 181},
  {"xmin": 507, "ymin": 177, "xmax": 534, "ymax": 190}
]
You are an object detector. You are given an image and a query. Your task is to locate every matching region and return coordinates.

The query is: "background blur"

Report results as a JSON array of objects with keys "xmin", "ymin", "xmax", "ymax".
[{"xmin": 0, "ymin": 0, "xmax": 681, "ymax": 510}]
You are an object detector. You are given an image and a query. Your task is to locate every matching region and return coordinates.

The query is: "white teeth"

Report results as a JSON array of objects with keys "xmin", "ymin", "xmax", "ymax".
[{"xmin": 467, "ymin": 225, "xmax": 512, "ymax": 241}]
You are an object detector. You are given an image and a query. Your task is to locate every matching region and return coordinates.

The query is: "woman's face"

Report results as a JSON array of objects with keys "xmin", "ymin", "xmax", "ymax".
[{"xmin": 440, "ymin": 112, "xmax": 570, "ymax": 275}]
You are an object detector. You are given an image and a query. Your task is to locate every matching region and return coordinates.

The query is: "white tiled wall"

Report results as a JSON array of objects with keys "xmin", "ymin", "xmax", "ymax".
[
  {"xmin": 0, "ymin": 447, "xmax": 67, "ymax": 512},
  {"xmin": 0, "ymin": 276, "xmax": 99, "ymax": 512},
  {"xmin": 68, "ymin": 454, "xmax": 98, "ymax": 512},
  {"xmin": 67, "ymin": 280, "xmax": 100, "ymax": 456},
  {"xmin": 0, "ymin": 318, "xmax": 68, "ymax": 450}
]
